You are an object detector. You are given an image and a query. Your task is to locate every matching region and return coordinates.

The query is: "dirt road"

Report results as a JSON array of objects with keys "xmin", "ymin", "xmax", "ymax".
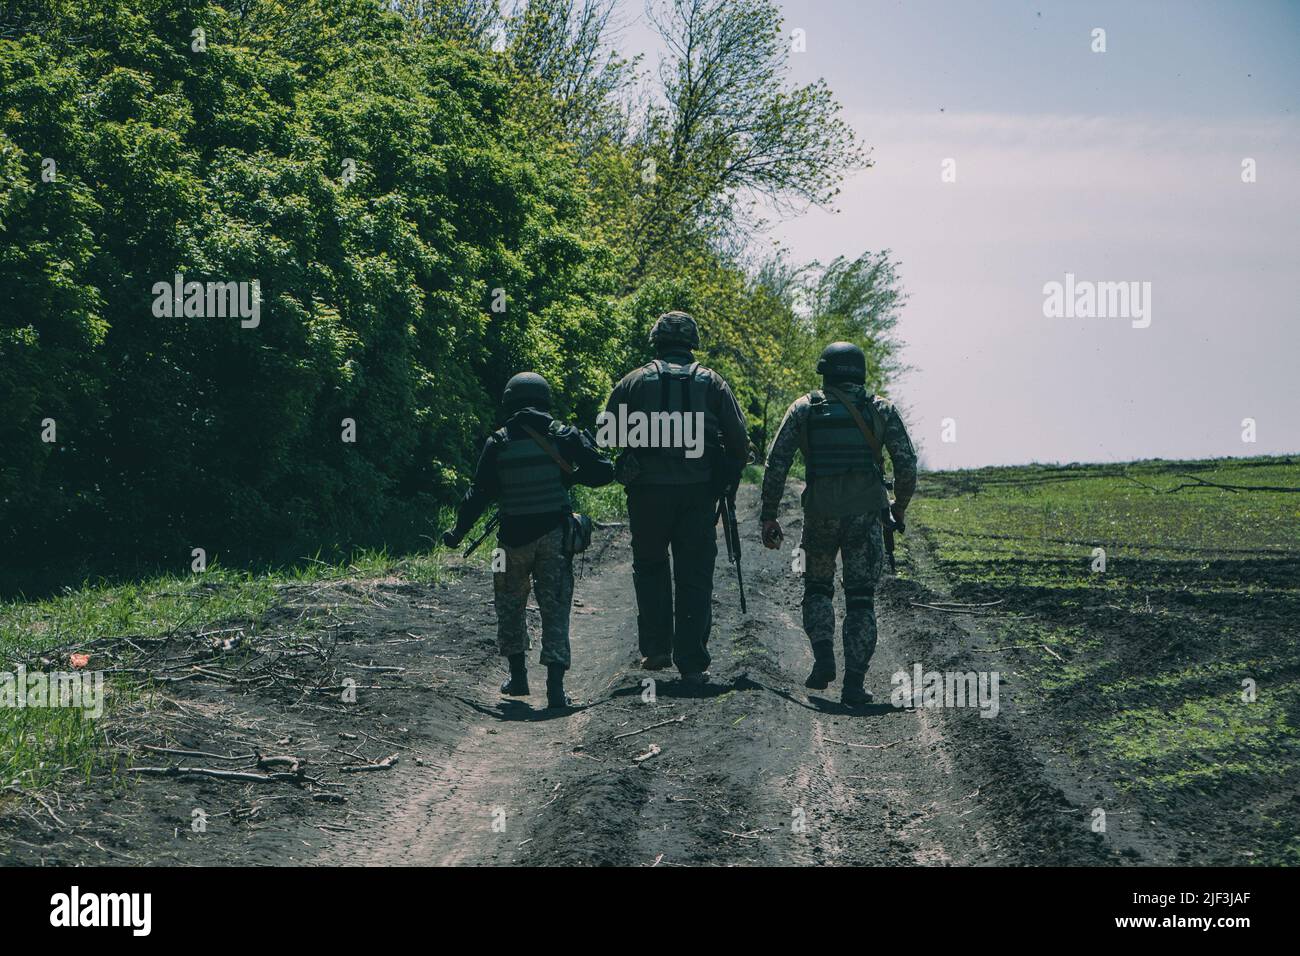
[{"xmin": 1, "ymin": 484, "xmax": 1118, "ymax": 866}]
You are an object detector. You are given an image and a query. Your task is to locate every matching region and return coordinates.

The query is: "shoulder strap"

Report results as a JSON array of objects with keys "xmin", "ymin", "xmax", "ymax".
[
  {"xmin": 519, "ymin": 423, "xmax": 574, "ymax": 476},
  {"xmin": 823, "ymin": 385, "xmax": 884, "ymax": 467},
  {"xmin": 655, "ymin": 359, "xmax": 670, "ymax": 412},
  {"xmin": 798, "ymin": 391, "xmax": 821, "ymax": 457}
]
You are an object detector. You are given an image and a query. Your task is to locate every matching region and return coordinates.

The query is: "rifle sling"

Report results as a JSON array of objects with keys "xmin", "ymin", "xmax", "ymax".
[
  {"xmin": 823, "ymin": 385, "xmax": 885, "ymax": 469},
  {"xmin": 518, "ymin": 423, "xmax": 574, "ymax": 476}
]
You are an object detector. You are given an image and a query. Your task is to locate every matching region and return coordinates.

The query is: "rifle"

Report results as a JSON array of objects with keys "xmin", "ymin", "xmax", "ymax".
[
  {"xmin": 881, "ymin": 507, "xmax": 897, "ymax": 573},
  {"xmin": 717, "ymin": 491, "xmax": 748, "ymax": 614},
  {"xmin": 462, "ymin": 510, "xmax": 500, "ymax": 559},
  {"xmin": 880, "ymin": 502, "xmax": 905, "ymax": 573}
]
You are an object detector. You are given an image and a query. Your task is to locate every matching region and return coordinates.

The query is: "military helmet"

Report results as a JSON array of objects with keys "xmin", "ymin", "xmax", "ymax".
[
  {"xmin": 648, "ymin": 311, "xmax": 700, "ymax": 349},
  {"xmin": 501, "ymin": 371, "xmax": 551, "ymax": 412},
  {"xmin": 816, "ymin": 341, "xmax": 866, "ymax": 384}
]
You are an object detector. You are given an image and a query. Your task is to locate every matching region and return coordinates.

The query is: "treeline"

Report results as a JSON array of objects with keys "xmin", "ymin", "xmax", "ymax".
[{"xmin": 0, "ymin": 0, "xmax": 907, "ymax": 589}]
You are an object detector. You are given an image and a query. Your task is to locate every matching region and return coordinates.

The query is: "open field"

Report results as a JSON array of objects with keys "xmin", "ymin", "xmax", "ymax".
[{"xmin": 908, "ymin": 456, "xmax": 1300, "ymax": 864}]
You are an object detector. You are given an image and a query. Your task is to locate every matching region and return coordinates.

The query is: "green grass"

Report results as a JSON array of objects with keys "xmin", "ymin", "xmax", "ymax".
[
  {"xmin": 0, "ymin": 543, "xmax": 453, "ymax": 790},
  {"xmin": 911, "ymin": 455, "xmax": 1300, "ymax": 863},
  {"xmin": 571, "ymin": 482, "xmax": 628, "ymax": 522}
]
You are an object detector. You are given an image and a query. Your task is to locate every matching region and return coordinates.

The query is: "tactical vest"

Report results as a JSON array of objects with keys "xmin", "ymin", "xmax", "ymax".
[
  {"xmin": 494, "ymin": 423, "xmax": 572, "ymax": 517},
  {"xmin": 636, "ymin": 359, "xmax": 721, "ymax": 464},
  {"xmin": 802, "ymin": 389, "xmax": 886, "ymax": 481}
]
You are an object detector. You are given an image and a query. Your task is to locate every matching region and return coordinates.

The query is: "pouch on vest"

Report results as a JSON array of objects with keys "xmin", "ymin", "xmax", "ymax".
[{"xmin": 563, "ymin": 513, "xmax": 593, "ymax": 556}]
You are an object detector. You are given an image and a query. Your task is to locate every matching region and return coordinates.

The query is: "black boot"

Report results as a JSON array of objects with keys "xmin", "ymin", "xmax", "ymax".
[
  {"xmin": 546, "ymin": 664, "xmax": 572, "ymax": 709},
  {"xmin": 841, "ymin": 670, "xmax": 873, "ymax": 708},
  {"xmin": 500, "ymin": 652, "xmax": 529, "ymax": 696},
  {"xmin": 805, "ymin": 641, "xmax": 837, "ymax": 689}
]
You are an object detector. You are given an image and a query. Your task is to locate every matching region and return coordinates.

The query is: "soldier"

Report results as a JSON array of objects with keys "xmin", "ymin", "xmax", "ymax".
[
  {"xmin": 759, "ymin": 342, "xmax": 917, "ymax": 707},
  {"xmin": 442, "ymin": 372, "xmax": 613, "ymax": 709},
  {"xmin": 603, "ymin": 311, "xmax": 750, "ymax": 687}
]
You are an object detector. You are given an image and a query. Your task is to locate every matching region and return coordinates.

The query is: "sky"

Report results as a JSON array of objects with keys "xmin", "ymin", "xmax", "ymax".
[{"xmin": 619, "ymin": 0, "xmax": 1300, "ymax": 469}]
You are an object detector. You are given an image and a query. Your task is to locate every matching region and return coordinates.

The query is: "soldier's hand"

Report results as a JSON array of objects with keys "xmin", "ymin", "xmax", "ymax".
[
  {"xmin": 761, "ymin": 519, "xmax": 783, "ymax": 549},
  {"xmin": 441, "ymin": 530, "xmax": 462, "ymax": 549},
  {"xmin": 889, "ymin": 504, "xmax": 906, "ymax": 534}
]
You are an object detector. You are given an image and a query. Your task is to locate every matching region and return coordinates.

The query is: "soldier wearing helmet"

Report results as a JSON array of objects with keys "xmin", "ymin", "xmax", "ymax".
[
  {"xmin": 603, "ymin": 311, "xmax": 750, "ymax": 688},
  {"xmin": 443, "ymin": 372, "xmax": 614, "ymax": 708},
  {"xmin": 759, "ymin": 342, "xmax": 917, "ymax": 707}
]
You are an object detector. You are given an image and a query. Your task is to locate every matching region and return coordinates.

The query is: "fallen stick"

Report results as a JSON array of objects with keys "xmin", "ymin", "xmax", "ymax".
[
  {"xmin": 824, "ymin": 738, "xmax": 908, "ymax": 750},
  {"xmin": 633, "ymin": 744, "xmax": 661, "ymax": 763},
  {"xmin": 189, "ymin": 665, "xmax": 265, "ymax": 684},
  {"xmin": 339, "ymin": 753, "xmax": 400, "ymax": 773},
  {"xmin": 140, "ymin": 745, "xmax": 256, "ymax": 762},
  {"xmin": 126, "ymin": 766, "xmax": 308, "ymax": 786},
  {"xmin": 1040, "ymin": 643, "xmax": 1065, "ymax": 662},
  {"xmin": 910, "ymin": 602, "xmax": 995, "ymax": 614},
  {"xmin": 1166, "ymin": 473, "xmax": 1300, "ymax": 494},
  {"xmin": 613, "ymin": 715, "xmax": 686, "ymax": 741},
  {"xmin": 256, "ymin": 754, "xmax": 303, "ymax": 773},
  {"xmin": 3, "ymin": 785, "xmax": 67, "ymax": 827},
  {"xmin": 924, "ymin": 599, "xmax": 1004, "ymax": 608}
]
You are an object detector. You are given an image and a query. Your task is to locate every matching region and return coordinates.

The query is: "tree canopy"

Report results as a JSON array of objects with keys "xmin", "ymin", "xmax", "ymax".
[{"xmin": 0, "ymin": 0, "xmax": 908, "ymax": 586}]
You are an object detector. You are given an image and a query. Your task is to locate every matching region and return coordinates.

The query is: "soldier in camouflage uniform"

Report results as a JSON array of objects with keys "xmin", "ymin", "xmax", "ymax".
[
  {"xmin": 760, "ymin": 343, "xmax": 917, "ymax": 707},
  {"xmin": 443, "ymin": 372, "xmax": 613, "ymax": 708},
  {"xmin": 604, "ymin": 312, "xmax": 750, "ymax": 687}
]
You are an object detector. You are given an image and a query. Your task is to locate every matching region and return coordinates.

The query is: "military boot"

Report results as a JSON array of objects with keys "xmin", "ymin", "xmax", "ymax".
[
  {"xmin": 500, "ymin": 652, "xmax": 530, "ymax": 696},
  {"xmin": 805, "ymin": 641, "xmax": 837, "ymax": 689},
  {"xmin": 546, "ymin": 664, "xmax": 572, "ymax": 709},
  {"xmin": 841, "ymin": 670, "xmax": 873, "ymax": 708}
]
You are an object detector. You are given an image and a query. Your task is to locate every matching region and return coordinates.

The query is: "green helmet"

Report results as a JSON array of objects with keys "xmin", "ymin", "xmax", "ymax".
[
  {"xmin": 816, "ymin": 341, "xmax": 866, "ymax": 384},
  {"xmin": 501, "ymin": 372, "xmax": 551, "ymax": 412},
  {"xmin": 648, "ymin": 311, "xmax": 700, "ymax": 349}
]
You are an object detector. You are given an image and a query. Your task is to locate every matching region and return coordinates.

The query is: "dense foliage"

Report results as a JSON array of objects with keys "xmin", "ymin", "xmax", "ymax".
[{"xmin": 0, "ymin": 0, "xmax": 907, "ymax": 587}]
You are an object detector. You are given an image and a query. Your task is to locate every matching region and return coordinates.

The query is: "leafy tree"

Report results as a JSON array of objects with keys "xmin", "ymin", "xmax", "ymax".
[
  {"xmin": 0, "ymin": 0, "xmax": 904, "ymax": 590},
  {"xmin": 626, "ymin": 0, "xmax": 865, "ymax": 283}
]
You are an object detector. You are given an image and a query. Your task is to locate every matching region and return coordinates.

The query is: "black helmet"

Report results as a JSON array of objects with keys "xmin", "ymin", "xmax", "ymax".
[
  {"xmin": 502, "ymin": 372, "xmax": 551, "ymax": 412},
  {"xmin": 816, "ymin": 341, "xmax": 866, "ymax": 384},
  {"xmin": 648, "ymin": 311, "xmax": 700, "ymax": 349}
]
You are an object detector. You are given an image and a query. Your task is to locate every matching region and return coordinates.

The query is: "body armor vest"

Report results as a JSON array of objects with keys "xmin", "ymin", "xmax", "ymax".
[
  {"xmin": 495, "ymin": 425, "xmax": 572, "ymax": 517},
  {"xmin": 803, "ymin": 389, "xmax": 885, "ymax": 480}
]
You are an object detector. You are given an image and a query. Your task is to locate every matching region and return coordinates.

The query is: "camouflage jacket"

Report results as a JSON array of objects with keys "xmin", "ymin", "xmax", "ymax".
[{"xmin": 761, "ymin": 384, "xmax": 917, "ymax": 521}]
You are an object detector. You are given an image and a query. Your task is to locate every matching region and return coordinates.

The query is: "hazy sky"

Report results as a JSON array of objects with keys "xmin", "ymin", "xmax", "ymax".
[{"xmin": 623, "ymin": 0, "xmax": 1300, "ymax": 468}]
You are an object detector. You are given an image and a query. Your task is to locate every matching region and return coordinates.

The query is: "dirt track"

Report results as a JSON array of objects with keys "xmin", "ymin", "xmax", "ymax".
[{"xmin": 1, "ymin": 484, "xmax": 1123, "ymax": 867}]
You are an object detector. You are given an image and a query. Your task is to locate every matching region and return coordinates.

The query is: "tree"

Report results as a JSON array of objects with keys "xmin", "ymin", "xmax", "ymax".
[
  {"xmin": 808, "ymin": 250, "xmax": 909, "ymax": 396},
  {"xmin": 626, "ymin": 0, "xmax": 865, "ymax": 283},
  {"xmin": 503, "ymin": 0, "xmax": 636, "ymax": 158}
]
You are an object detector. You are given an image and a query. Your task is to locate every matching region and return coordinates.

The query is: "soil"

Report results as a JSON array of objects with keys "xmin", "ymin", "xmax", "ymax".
[{"xmin": 1, "ymin": 484, "xmax": 1153, "ymax": 866}]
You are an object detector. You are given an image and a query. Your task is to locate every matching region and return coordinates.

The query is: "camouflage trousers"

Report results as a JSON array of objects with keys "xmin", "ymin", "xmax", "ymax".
[
  {"xmin": 494, "ymin": 525, "xmax": 574, "ymax": 669},
  {"xmin": 800, "ymin": 513, "xmax": 886, "ymax": 674}
]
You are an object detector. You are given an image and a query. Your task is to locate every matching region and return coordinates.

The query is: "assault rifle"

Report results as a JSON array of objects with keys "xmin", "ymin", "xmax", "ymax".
[
  {"xmin": 462, "ymin": 510, "xmax": 501, "ymax": 559},
  {"xmin": 881, "ymin": 502, "xmax": 905, "ymax": 573},
  {"xmin": 717, "ymin": 491, "xmax": 748, "ymax": 614}
]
